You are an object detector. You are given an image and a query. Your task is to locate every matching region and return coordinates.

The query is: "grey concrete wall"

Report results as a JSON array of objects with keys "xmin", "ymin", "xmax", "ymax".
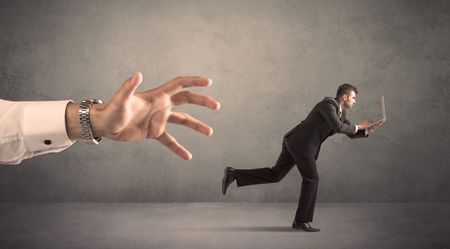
[{"xmin": 0, "ymin": 0, "xmax": 449, "ymax": 202}]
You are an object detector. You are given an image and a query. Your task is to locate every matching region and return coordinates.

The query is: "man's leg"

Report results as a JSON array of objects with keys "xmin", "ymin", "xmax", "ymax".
[
  {"xmin": 234, "ymin": 138, "xmax": 296, "ymax": 187},
  {"xmin": 292, "ymin": 156, "xmax": 319, "ymax": 223}
]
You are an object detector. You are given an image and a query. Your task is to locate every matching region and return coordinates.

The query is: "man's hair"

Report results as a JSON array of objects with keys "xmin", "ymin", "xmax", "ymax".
[{"xmin": 336, "ymin": 83, "xmax": 358, "ymax": 97}]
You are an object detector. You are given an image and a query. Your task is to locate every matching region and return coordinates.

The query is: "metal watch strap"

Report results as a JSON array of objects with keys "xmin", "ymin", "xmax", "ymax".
[{"xmin": 79, "ymin": 99, "xmax": 103, "ymax": 144}]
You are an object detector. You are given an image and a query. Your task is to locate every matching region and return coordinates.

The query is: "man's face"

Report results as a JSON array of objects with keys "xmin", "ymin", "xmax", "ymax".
[{"xmin": 343, "ymin": 91, "xmax": 356, "ymax": 109}]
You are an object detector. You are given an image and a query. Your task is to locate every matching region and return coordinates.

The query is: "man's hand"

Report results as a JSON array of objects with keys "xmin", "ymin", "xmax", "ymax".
[
  {"xmin": 356, "ymin": 120, "xmax": 372, "ymax": 130},
  {"xmin": 66, "ymin": 72, "xmax": 220, "ymax": 160},
  {"xmin": 368, "ymin": 119, "xmax": 385, "ymax": 133}
]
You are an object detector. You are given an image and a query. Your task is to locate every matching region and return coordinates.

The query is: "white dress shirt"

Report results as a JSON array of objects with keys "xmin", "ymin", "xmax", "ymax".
[{"xmin": 0, "ymin": 99, "xmax": 74, "ymax": 165}]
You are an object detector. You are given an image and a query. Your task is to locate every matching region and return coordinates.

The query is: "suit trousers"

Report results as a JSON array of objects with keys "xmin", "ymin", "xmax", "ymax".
[{"xmin": 234, "ymin": 137, "xmax": 319, "ymax": 222}]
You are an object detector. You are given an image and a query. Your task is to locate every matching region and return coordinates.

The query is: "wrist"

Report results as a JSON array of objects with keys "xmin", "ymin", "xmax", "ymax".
[
  {"xmin": 65, "ymin": 102, "xmax": 82, "ymax": 141},
  {"xmin": 65, "ymin": 102, "xmax": 106, "ymax": 141},
  {"xmin": 90, "ymin": 103, "xmax": 106, "ymax": 138}
]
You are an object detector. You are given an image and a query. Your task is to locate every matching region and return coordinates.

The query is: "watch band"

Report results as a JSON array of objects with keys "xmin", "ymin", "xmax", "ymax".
[{"xmin": 79, "ymin": 99, "xmax": 103, "ymax": 144}]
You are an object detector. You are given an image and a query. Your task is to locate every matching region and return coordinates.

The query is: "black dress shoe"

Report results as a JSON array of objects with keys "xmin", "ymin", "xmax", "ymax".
[
  {"xmin": 292, "ymin": 221, "xmax": 320, "ymax": 232},
  {"xmin": 222, "ymin": 167, "xmax": 235, "ymax": 195}
]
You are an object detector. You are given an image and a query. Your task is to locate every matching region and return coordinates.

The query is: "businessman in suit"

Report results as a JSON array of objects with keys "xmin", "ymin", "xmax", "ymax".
[{"xmin": 222, "ymin": 84, "xmax": 384, "ymax": 232}]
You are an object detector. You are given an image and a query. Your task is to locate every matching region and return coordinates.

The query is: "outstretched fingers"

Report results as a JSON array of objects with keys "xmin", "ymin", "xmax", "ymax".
[
  {"xmin": 171, "ymin": 91, "xmax": 220, "ymax": 110},
  {"xmin": 169, "ymin": 112, "xmax": 213, "ymax": 136},
  {"xmin": 160, "ymin": 76, "xmax": 212, "ymax": 95}
]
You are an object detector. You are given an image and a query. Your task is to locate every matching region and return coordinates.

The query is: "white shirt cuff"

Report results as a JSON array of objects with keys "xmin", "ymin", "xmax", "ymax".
[{"xmin": 22, "ymin": 100, "xmax": 75, "ymax": 154}]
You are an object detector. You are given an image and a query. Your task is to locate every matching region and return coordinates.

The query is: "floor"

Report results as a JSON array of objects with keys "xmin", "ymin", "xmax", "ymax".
[{"xmin": 0, "ymin": 203, "xmax": 449, "ymax": 249}]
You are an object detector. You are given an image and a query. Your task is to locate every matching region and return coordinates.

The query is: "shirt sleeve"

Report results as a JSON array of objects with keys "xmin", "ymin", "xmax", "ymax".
[{"xmin": 0, "ymin": 99, "xmax": 75, "ymax": 165}]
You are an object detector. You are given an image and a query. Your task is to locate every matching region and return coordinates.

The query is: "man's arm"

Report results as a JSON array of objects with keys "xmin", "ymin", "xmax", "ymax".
[
  {"xmin": 1, "ymin": 72, "xmax": 220, "ymax": 165},
  {"xmin": 317, "ymin": 101, "xmax": 358, "ymax": 135}
]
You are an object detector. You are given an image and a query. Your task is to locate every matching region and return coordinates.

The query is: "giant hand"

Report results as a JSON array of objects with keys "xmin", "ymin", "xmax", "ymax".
[{"xmin": 66, "ymin": 72, "xmax": 220, "ymax": 160}]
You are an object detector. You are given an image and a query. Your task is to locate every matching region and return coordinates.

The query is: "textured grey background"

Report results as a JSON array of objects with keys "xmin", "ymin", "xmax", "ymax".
[{"xmin": 0, "ymin": 0, "xmax": 449, "ymax": 202}]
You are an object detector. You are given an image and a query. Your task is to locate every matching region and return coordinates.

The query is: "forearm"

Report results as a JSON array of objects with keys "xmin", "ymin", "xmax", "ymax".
[{"xmin": 65, "ymin": 102, "xmax": 81, "ymax": 140}]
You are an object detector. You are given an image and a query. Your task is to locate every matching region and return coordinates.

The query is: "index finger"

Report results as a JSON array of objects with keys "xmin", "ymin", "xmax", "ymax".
[{"xmin": 160, "ymin": 76, "xmax": 212, "ymax": 95}]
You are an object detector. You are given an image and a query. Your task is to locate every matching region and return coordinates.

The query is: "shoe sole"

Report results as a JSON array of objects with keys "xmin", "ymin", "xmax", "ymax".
[
  {"xmin": 292, "ymin": 226, "xmax": 320, "ymax": 232},
  {"xmin": 292, "ymin": 223, "xmax": 320, "ymax": 232}
]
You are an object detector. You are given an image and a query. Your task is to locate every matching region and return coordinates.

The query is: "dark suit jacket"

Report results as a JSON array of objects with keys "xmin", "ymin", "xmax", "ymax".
[{"xmin": 284, "ymin": 97, "xmax": 367, "ymax": 160}]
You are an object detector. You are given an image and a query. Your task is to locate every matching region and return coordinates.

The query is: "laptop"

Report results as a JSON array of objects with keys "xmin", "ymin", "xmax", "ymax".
[{"xmin": 368, "ymin": 96, "xmax": 386, "ymax": 127}]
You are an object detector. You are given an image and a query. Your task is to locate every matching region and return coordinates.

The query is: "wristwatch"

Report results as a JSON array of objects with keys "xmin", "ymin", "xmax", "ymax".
[{"xmin": 79, "ymin": 99, "xmax": 103, "ymax": 144}]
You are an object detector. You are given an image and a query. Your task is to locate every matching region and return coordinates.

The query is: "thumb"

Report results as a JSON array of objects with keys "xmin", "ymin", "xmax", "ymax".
[{"xmin": 117, "ymin": 72, "xmax": 143, "ymax": 100}]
